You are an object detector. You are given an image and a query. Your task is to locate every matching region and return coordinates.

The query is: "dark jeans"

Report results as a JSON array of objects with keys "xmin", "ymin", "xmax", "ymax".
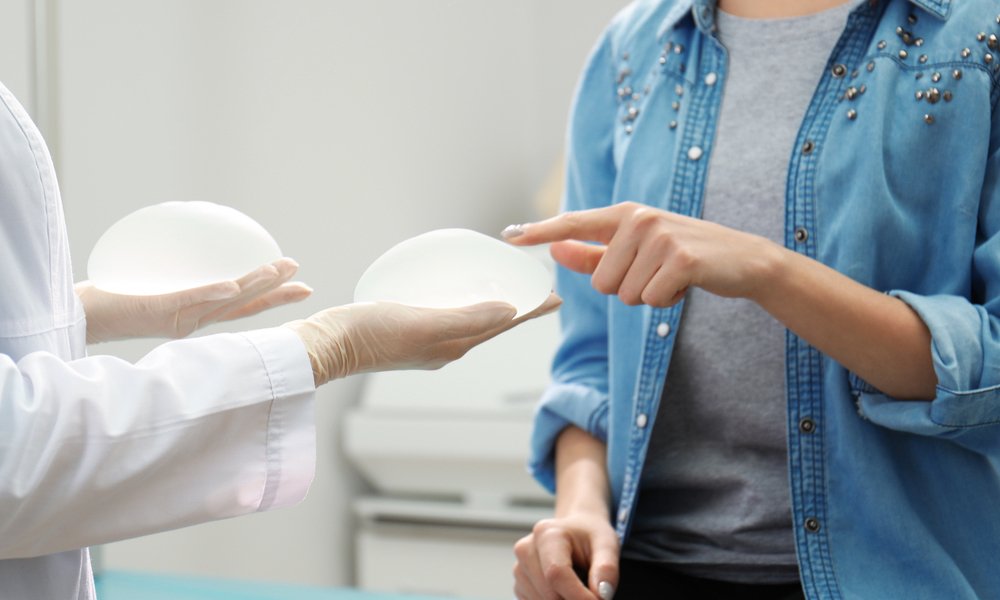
[{"xmin": 615, "ymin": 558, "xmax": 806, "ymax": 600}]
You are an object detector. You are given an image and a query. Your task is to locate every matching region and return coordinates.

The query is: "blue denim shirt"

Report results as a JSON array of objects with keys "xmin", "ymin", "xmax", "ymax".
[{"xmin": 528, "ymin": 0, "xmax": 1000, "ymax": 597}]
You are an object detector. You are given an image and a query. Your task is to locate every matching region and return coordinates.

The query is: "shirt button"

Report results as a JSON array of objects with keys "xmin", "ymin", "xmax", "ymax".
[
  {"xmin": 799, "ymin": 418, "xmax": 816, "ymax": 433},
  {"xmin": 805, "ymin": 517, "xmax": 821, "ymax": 533},
  {"xmin": 636, "ymin": 413, "xmax": 649, "ymax": 428},
  {"xmin": 704, "ymin": 71, "xmax": 718, "ymax": 86},
  {"xmin": 687, "ymin": 146, "xmax": 704, "ymax": 161},
  {"xmin": 832, "ymin": 63, "xmax": 848, "ymax": 78},
  {"xmin": 656, "ymin": 322, "xmax": 671, "ymax": 337},
  {"xmin": 794, "ymin": 227, "xmax": 809, "ymax": 242}
]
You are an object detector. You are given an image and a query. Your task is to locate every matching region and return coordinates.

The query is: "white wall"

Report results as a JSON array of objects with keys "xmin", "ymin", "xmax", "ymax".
[
  {"xmin": 24, "ymin": 0, "xmax": 623, "ymax": 588},
  {"xmin": 0, "ymin": 0, "xmax": 35, "ymax": 109}
]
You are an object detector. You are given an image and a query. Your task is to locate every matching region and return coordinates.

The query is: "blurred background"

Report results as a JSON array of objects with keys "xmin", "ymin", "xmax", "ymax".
[{"xmin": 0, "ymin": 1, "xmax": 622, "ymax": 598}]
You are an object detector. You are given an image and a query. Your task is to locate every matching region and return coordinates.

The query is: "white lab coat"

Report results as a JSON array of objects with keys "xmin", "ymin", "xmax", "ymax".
[{"xmin": 0, "ymin": 81, "xmax": 317, "ymax": 598}]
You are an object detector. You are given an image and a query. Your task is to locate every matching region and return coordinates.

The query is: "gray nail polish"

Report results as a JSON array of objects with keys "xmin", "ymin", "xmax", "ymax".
[
  {"xmin": 599, "ymin": 580, "xmax": 615, "ymax": 600},
  {"xmin": 501, "ymin": 224, "xmax": 525, "ymax": 239}
]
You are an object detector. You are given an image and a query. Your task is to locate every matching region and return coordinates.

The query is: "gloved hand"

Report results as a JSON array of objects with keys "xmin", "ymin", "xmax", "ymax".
[
  {"xmin": 77, "ymin": 258, "xmax": 312, "ymax": 343},
  {"xmin": 283, "ymin": 293, "xmax": 561, "ymax": 385}
]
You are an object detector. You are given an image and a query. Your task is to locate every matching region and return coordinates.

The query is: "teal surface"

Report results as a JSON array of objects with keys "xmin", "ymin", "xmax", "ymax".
[{"xmin": 95, "ymin": 572, "xmax": 446, "ymax": 600}]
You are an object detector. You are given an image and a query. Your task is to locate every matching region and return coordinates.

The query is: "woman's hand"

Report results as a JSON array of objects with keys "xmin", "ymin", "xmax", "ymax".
[
  {"xmin": 77, "ymin": 258, "xmax": 312, "ymax": 344},
  {"xmin": 514, "ymin": 512, "xmax": 619, "ymax": 600},
  {"xmin": 503, "ymin": 201, "xmax": 784, "ymax": 307},
  {"xmin": 283, "ymin": 293, "xmax": 561, "ymax": 386}
]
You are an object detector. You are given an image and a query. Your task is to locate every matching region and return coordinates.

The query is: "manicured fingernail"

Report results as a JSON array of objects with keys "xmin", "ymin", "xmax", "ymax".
[
  {"xmin": 501, "ymin": 224, "xmax": 525, "ymax": 239},
  {"xmin": 598, "ymin": 581, "xmax": 614, "ymax": 600}
]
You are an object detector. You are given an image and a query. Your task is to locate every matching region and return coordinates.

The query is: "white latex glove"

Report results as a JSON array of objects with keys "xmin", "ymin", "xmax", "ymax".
[
  {"xmin": 283, "ymin": 293, "xmax": 561, "ymax": 385},
  {"xmin": 77, "ymin": 258, "xmax": 312, "ymax": 343}
]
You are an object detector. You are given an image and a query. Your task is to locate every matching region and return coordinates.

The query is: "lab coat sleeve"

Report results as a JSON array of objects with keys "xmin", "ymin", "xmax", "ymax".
[
  {"xmin": 0, "ymin": 326, "xmax": 316, "ymax": 559},
  {"xmin": 856, "ymin": 95, "xmax": 1000, "ymax": 456},
  {"xmin": 528, "ymin": 26, "xmax": 618, "ymax": 494}
]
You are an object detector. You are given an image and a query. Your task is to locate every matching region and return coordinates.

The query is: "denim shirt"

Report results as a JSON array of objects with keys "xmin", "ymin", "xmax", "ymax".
[{"xmin": 528, "ymin": 0, "xmax": 1000, "ymax": 597}]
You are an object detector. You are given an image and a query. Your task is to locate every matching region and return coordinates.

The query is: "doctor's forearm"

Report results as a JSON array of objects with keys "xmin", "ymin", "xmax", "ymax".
[{"xmin": 751, "ymin": 246, "xmax": 937, "ymax": 401}]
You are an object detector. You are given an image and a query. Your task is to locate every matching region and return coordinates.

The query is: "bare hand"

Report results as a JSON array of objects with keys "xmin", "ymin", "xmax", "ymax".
[
  {"xmin": 504, "ymin": 202, "xmax": 783, "ymax": 307},
  {"xmin": 514, "ymin": 513, "xmax": 620, "ymax": 600}
]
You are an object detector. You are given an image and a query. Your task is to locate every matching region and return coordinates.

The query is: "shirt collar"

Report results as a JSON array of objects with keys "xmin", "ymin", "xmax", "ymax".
[{"xmin": 665, "ymin": 0, "xmax": 953, "ymax": 39}]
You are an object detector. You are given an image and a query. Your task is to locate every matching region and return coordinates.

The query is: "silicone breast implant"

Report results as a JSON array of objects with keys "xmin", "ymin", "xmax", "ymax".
[
  {"xmin": 354, "ymin": 228, "xmax": 551, "ymax": 317},
  {"xmin": 87, "ymin": 201, "xmax": 282, "ymax": 295}
]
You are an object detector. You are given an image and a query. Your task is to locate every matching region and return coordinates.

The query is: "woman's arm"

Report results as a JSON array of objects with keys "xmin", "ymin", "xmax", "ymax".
[
  {"xmin": 504, "ymin": 202, "xmax": 936, "ymax": 400},
  {"xmin": 514, "ymin": 426, "xmax": 619, "ymax": 600}
]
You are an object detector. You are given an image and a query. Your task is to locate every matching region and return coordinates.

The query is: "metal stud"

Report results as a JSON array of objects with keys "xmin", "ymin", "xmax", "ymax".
[
  {"xmin": 632, "ymin": 93, "xmax": 640, "ymax": 101},
  {"xmin": 674, "ymin": 44, "xmax": 684, "ymax": 54},
  {"xmin": 627, "ymin": 106, "xmax": 639, "ymax": 119},
  {"xmin": 990, "ymin": 35, "xmax": 999, "ymax": 50},
  {"xmin": 915, "ymin": 72, "xmax": 923, "ymax": 80},
  {"xmin": 859, "ymin": 84, "xmax": 867, "ymax": 94},
  {"xmin": 845, "ymin": 86, "xmax": 859, "ymax": 100},
  {"xmin": 895, "ymin": 26, "xmax": 903, "ymax": 35},
  {"xmin": 915, "ymin": 90, "xmax": 924, "ymax": 100},
  {"xmin": 672, "ymin": 101, "xmax": 680, "ymax": 111},
  {"xmin": 669, "ymin": 120, "xmax": 678, "ymax": 129},
  {"xmin": 867, "ymin": 61, "xmax": 876, "ymax": 72},
  {"xmin": 675, "ymin": 84, "xmax": 684, "ymax": 96},
  {"xmin": 847, "ymin": 108, "xmax": 857, "ymax": 120},
  {"xmin": 943, "ymin": 90, "xmax": 953, "ymax": 102},
  {"xmin": 832, "ymin": 64, "xmax": 848, "ymax": 78},
  {"xmin": 924, "ymin": 114, "xmax": 934, "ymax": 125},
  {"xmin": 625, "ymin": 125, "xmax": 634, "ymax": 135},
  {"xmin": 907, "ymin": 13, "xmax": 917, "ymax": 24},
  {"xmin": 665, "ymin": 42, "xmax": 674, "ymax": 53},
  {"xmin": 988, "ymin": 54, "xmax": 996, "ymax": 64},
  {"xmin": 926, "ymin": 88, "xmax": 941, "ymax": 104},
  {"xmin": 617, "ymin": 68, "xmax": 631, "ymax": 84},
  {"xmin": 659, "ymin": 55, "xmax": 667, "ymax": 65},
  {"xmin": 877, "ymin": 40, "xmax": 887, "ymax": 50},
  {"xmin": 704, "ymin": 72, "xmax": 718, "ymax": 86},
  {"xmin": 953, "ymin": 69, "xmax": 963, "ymax": 80},
  {"xmin": 899, "ymin": 49, "xmax": 909, "ymax": 59},
  {"xmin": 931, "ymin": 72, "xmax": 941, "ymax": 82},
  {"xmin": 919, "ymin": 54, "xmax": 928, "ymax": 64},
  {"xmin": 915, "ymin": 38, "xmax": 924, "ymax": 47},
  {"xmin": 802, "ymin": 140, "xmax": 815, "ymax": 155},
  {"xmin": 996, "ymin": 14, "xmax": 1000, "ymax": 25},
  {"xmin": 623, "ymin": 86, "xmax": 633, "ymax": 97},
  {"xmin": 687, "ymin": 146, "xmax": 703, "ymax": 161},
  {"xmin": 961, "ymin": 48, "xmax": 972, "ymax": 58},
  {"xmin": 978, "ymin": 32, "xmax": 987, "ymax": 42},
  {"xmin": 618, "ymin": 87, "xmax": 627, "ymax": 98},
  {"xmin": 851, "ymin": 69, "xmax": 859, "ymax": 79}
]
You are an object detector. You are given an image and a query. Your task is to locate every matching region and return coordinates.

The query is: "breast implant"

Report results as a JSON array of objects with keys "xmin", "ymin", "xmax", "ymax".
[
  {"xmin": 354, "ymin": 228, "xmax": 552, "ymax": 317},
  {"xmin": 87, "ymin": 201, "xmax": 282, "ymax": 295}
]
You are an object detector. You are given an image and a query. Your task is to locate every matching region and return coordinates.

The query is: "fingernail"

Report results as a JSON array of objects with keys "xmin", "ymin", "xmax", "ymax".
[
  {"xmin": 501, "ymin": 224, "xmax": 525, "ymax": 239},
  {"xmin": 598, "ymin": 581, "xmax": 615, "ymax": 600}
]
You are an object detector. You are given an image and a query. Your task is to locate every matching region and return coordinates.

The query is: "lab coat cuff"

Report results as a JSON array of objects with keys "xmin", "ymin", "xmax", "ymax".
[{"xmin": 240, "ymin": 327, "xmax": 317, "ymax": 511}]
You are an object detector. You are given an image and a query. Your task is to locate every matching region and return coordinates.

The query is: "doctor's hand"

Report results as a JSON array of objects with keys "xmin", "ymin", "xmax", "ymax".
[
  {"xmin": 77, "ymin": 258, "xmax": 312, "ymax": 344},
  {"xmin": 503, "ymin": 202, "xmax": 784, "ymax": 308},
  {"xmin": 283, "ymin": 293, "xmax": 561, "ymax": 386}
]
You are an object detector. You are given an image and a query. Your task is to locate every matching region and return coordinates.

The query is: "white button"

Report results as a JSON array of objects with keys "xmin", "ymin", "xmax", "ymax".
[
  {"xmin": 704, "ymin": 71, "xmax": 718, "ymax": 86},
  {"xmin": 656, "ymin": 322, "xmax": 671, "ymax": 337},
  {"xmin": 636, "ymin": 413, "xmax": 649, "ymax": 428},
  {"xmin": 687, "ymin": 146, "xmax": 703, "ymax": 160}
]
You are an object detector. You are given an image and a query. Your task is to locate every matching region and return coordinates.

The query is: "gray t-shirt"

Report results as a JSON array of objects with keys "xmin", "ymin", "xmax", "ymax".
[{"xmin": 622, "ymin": 2, "xmax": 855, "ymax": 584}]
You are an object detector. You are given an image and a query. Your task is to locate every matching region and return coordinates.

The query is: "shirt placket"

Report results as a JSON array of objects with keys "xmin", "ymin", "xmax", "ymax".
[
  {"xmin": 784, "ymin": 3, "xmax": 884, "ymax": 598},
  {"xmin": 615, "ymin": 19, "xmax": 728, "ymax": 539}
]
